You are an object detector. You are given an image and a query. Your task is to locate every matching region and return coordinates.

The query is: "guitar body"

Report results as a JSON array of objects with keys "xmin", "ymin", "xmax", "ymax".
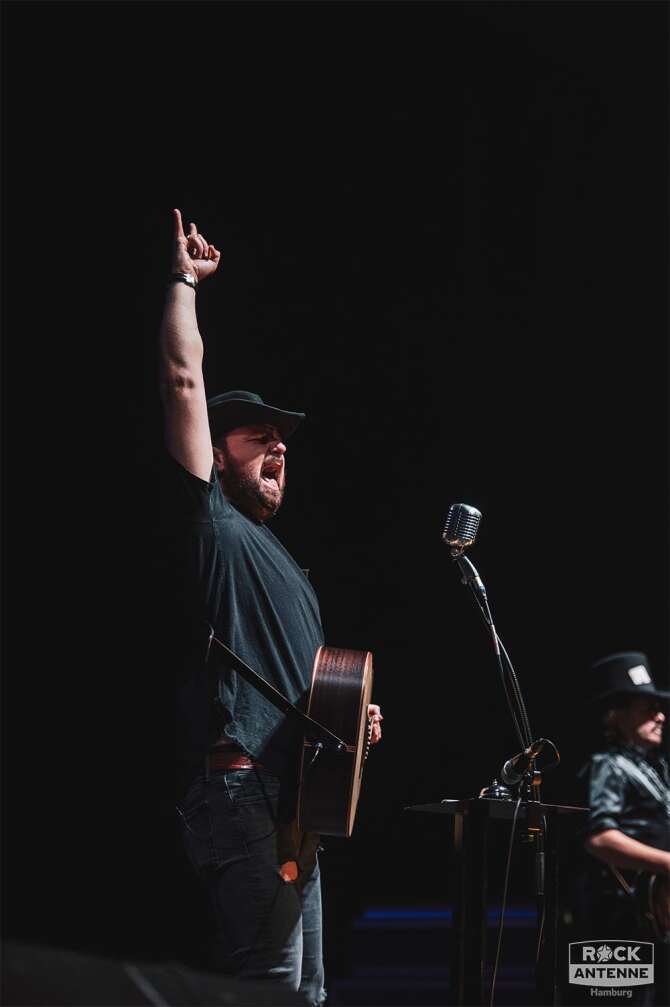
[{"xmin": 298, "ymin": 645, "xmax": 374, "ymax": 837}]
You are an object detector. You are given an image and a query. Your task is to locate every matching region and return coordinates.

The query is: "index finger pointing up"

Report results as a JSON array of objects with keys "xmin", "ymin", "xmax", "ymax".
[{"xmin": 173, "ymin": 208, "xmax": 186, "ymax": 240}]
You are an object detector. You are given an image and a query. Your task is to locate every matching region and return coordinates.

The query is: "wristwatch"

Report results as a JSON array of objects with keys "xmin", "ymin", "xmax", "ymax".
[{"xmin": 169, "ymin": 271, "xmax": 197, "ymax": 290}]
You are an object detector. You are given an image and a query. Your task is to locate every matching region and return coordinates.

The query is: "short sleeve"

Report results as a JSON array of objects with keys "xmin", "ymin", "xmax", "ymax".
[
  {"xmin": 157, "ymin": 451, "xmax": 229, "ymax": 528},
  {"xmin": 584, "ymin": 754, "xmax": 627, "ymax": 837},
  {"xmin": 153, "ymin": 452, "xmax": 229, "ymax": 641}
]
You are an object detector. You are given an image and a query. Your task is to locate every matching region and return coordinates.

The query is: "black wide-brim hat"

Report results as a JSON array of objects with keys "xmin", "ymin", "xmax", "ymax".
[
  {"xmin": 589, "ymin": 651, "xmax": 670, "ymax": 705},
  {"xmin": 207, "ymin": 390, "xmax": 305, "ymax": 442}
]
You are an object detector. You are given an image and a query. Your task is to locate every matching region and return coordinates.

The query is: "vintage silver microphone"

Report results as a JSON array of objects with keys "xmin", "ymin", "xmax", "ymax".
[
  {"xmin": 442, "ymin": 503, "xmax": 485, "ymax": 595},
  {"xmin": 442, "ymin": 503, "xmax": 482, "ymax": 554}
]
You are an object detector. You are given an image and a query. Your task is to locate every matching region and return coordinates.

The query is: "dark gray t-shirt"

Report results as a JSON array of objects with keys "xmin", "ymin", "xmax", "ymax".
[{"xmin": 161, "ymin": 456, "xmax": 324, "ymax": 790}]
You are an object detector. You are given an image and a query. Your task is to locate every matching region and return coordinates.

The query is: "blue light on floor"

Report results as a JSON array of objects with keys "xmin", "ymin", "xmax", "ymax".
[
  {"xmin": 363, "ymin": 909, "xmax": 453, "ymax": 921},
  {"xmin": 355, "ymin": 905, "xmax": 537, "ymax": 926}
]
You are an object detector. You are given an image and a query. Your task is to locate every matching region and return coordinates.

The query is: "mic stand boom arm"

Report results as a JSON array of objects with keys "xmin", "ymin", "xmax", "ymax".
[{"xmin": 451, "ymin": 547, "xmax": 532, "ymax": 752}]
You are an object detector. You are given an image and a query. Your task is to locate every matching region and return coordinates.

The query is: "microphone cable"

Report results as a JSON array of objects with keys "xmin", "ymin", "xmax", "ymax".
[
  {"xmin": 489, "ymin": 795, "xmax": 523, "ymax": 1007},
  {"xmin": 463, "ymin": 576, "xmax": 533, "ymax": 750},
  {"xmin": 474, "ymin": 584, "xmax": 533, "ymax": 749},
  {"xmin": 496, "ymin": 635, "xmax": 533, "ymax": 751},
  {"xmin": 535, "ymin": 816, "xmax": 548, "ymax": 965}
]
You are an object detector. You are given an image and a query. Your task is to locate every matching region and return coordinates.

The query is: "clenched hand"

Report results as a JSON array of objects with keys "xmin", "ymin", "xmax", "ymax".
[
  {"xmin": 368, "ymin": 704, "xmax": 383, "ymax": 745},
  {"xmin": 172, "ymin": 208, "xmax": 221, "ymax": 283}
]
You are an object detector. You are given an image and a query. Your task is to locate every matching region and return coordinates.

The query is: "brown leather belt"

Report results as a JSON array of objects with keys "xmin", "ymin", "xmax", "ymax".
[{"xmin": 206, "ymin": 747, "xmax": 260, "ymax": 772}]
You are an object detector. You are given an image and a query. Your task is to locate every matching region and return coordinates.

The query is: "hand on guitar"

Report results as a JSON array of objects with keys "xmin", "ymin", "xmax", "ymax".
[{"xmin": 368, "ymin": 704, "xmax": 383, "ymax": 745}]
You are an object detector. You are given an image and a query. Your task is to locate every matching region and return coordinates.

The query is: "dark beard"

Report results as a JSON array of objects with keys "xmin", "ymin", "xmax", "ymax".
[{"xmin": 219, "ymin": 468, "xmax": 284, "ymax": 521}]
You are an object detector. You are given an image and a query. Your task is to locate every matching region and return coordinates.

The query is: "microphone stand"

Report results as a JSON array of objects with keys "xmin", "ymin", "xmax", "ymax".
[
  {"xmin": 415, "ymin": 528, "xmax": 584, "ymax": 1005},
  {"xmin": 448, "ymin": 543, "xmax": 561, "ymax": 1002}
]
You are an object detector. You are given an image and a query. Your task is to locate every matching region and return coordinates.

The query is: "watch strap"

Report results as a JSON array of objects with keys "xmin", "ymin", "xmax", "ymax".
[{"xmin": 168, "ymin": 271, "xmax": 197, "ymax": 289}]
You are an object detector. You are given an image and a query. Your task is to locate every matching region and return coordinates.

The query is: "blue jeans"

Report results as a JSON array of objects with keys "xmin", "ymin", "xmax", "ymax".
[{"xmin": 177, "ymin": 767, "xmax": 326, "ymax": 1006}]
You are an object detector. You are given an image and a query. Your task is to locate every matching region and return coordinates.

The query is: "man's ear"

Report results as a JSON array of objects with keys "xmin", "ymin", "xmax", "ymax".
[{"xmin": 212, "ymin": 444, "xmax": 226, "ymax": 473}]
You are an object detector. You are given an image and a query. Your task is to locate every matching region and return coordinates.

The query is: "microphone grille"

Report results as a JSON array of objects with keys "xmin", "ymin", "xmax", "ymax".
[{"xmin": 442, "ymin": 503, "xmax": 482, "ymax": 549}]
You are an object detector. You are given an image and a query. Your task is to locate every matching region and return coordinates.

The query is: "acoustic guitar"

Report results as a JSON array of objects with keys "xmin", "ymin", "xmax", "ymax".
[{"xmin": 298, "ymin": 645, "xmax": 374, "ymax": 837}]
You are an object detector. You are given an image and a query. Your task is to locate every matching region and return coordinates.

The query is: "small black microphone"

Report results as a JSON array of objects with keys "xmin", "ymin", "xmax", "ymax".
[
  {"xmin": 442, "ymin": 503, "xmax": 482, "ymax": 551},
  {"xmin": 500, "ymin": 739, "xmax": 547, "ymax": 786}
]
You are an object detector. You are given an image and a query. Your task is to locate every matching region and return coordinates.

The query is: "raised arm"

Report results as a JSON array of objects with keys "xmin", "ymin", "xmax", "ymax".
[{"xmin": 159, "ymin": 209, "xmax": 221, "ymax": 480}]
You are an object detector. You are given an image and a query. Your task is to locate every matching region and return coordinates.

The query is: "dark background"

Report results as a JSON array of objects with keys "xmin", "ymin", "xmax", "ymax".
[{"xmin": 3, "ymin": 0, "xmax": 668, "ymax": 996}]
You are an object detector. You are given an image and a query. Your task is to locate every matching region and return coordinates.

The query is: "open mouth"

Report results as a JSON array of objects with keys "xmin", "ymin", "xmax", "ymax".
[
  {"xmin": 261, "ymin": 462, "xmax": 282, "ymax": 485},
  {"xmin": 261, "ymin": 467, "xmax": 281, "ymax": 489}
]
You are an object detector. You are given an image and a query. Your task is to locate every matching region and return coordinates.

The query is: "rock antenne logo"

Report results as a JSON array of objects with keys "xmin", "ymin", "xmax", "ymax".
[{"xmin": 569, "ymin": 941, "xmax": 654, "ymax": 988}]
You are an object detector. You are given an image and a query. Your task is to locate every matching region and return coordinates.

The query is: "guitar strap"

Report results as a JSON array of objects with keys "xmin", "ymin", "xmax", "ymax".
[
  {"xmin": 206, "ymin": 627, "xmax": 347, "ymax": 752},
  {"xmin": 609, "ymin": 864, "xmax": 634, "ymax": 896}
]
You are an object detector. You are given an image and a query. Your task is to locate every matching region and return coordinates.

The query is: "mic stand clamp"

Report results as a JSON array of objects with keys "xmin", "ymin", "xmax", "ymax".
[{"xmin": 451, "ymin": 548, "xmax": 488, "ymax": 604}]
